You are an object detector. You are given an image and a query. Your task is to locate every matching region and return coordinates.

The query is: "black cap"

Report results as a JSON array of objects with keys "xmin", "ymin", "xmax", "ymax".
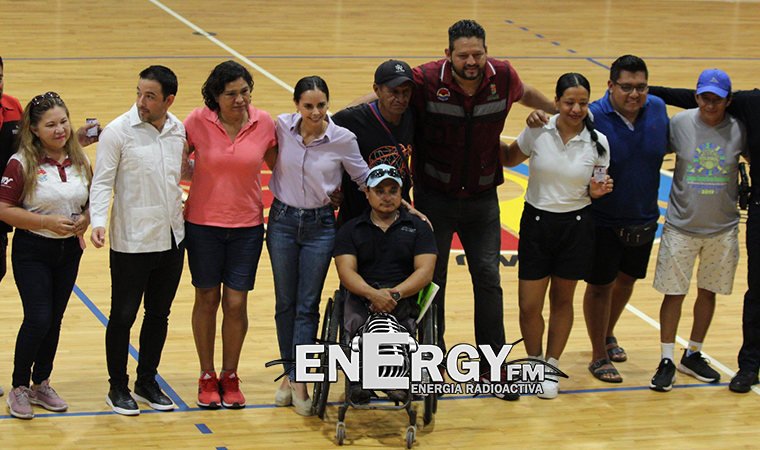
[{"xmin": 374, "ymin": 60, "xmax": 414, "ymax": 88}]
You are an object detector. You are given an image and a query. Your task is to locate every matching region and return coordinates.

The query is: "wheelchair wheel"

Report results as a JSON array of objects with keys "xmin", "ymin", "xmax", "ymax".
[
  {"xmin": 405, "ymin": 426, "xmax": 416, "ymax": 449},
  {"xmin": 312, "ymin": 296, "xmax": 333, "ymax": 418},
  {"xmin": 312, "ymin": 291, "xmax": 344, "ymax": 419},
  {"xmin": 422, "ymin": 304, "xmax": 438, "ymax": 425}
]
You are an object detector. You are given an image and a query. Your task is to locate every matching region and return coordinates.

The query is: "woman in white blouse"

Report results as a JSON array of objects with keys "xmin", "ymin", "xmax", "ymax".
[{"xmin": 502, "ymin": 73, "xmax": 613, "ymax": 399}]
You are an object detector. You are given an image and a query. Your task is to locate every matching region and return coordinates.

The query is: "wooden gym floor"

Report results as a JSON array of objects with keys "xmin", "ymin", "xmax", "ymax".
[{"xmin": 1, "ymin": 0, "xmax": 760, "ymax": 448}]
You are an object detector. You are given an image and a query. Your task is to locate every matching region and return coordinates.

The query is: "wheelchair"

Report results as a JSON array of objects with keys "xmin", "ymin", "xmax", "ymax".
[{"xmin": 311, "ymin": 288, "xmax": 439, "ymax": 448}]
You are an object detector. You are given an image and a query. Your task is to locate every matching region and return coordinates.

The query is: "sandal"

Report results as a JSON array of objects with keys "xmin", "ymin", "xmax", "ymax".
[
  {"xmin": 588, "ymin": 358, "xmax": 623, "ymax": 383},
  {"xmin": 606, "ymin": 336, "xmax": 627, "ymax": 363}
]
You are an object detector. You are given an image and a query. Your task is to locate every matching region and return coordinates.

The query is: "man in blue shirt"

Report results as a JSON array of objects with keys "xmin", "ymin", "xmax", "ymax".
[{"xmin": 583, "ymin": 55, "xmax": 669, "ymax": 383}]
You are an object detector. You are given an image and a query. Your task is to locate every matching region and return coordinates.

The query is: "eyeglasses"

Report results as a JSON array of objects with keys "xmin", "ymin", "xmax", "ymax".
[
  {"xmin": 30, "ymin": 91, "xmax": 61, "ymax": 107},
  {"xmin": 366, "ymin": 167, "xmax": 401, "ymax": 182},
  {"xmin": 612, "ymin": 81, "xmax": 648, "ymax": 94}
]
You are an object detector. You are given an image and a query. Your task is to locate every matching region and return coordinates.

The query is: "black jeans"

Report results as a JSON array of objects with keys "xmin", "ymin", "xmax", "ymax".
[
  {"xmin": 413, "ymin": 185, "xmax": 506, "ymax": 352},
  {"xmin": 11, "ymin": 231, "xmax": 82, "ymax": 388},
  {"xmin": 105, "ymin": 239, "xmax": 184, "ymax": 388},
  {"xmin": 740, "ymin": 198, "xmax": 760, "ymax": 372}
]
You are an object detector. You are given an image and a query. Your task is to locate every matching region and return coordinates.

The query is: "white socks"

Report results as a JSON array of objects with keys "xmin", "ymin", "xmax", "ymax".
[{"xmin": 686, "ymin": 340, "xmax": 703, "ymax": 357}]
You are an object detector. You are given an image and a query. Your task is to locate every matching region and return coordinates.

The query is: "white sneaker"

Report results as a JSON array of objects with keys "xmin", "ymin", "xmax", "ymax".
[
  {"xmin": 537, "ymin": 375, "xmax": 558, "ymax": 399},
  {"xmin": 537, "ymin": 357, "xmax": 559, "ymax": 399}
]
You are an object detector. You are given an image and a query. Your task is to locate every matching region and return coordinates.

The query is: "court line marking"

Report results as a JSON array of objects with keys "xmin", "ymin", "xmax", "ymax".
[
  {"xmin": 0, "ymin": 380, "xmax": 735, "ymax": 420},
  {"xmin": 145, "ymin": 0, "xmax": 294, "ymax": 93},
  {"xmin": 72, "ymin": 285, "xmax": 190, "ymax": 410}
]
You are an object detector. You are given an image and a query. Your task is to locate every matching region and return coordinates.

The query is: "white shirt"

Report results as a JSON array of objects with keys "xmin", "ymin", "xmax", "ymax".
[
  {"xmin": 90, "ymin": 104, "xmax": 186, "ymax": 253},
  {"xmin": 516, "ymin": 114, "xmax": 610, "ymax": 213},
  {"xmin": 0, "ymin": 153, "xmax": 90, "ymax": 239}
]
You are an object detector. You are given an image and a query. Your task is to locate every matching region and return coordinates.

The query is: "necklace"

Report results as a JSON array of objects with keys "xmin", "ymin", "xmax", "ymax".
[{"xmin": 370, "ymin": 210, "xmax": 399, "ymax": 231}]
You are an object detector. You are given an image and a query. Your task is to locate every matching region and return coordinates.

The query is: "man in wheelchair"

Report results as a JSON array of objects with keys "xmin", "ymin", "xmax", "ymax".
[{"xmin": 334, "ymin": 164, "xmax": 437, "ymax": 403}]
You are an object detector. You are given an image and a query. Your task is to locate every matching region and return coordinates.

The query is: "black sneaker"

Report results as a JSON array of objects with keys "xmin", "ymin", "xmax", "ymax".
[
  {"xmin": 729, "ymin": 370, "xmax": 759, "ymax": 393},
  {"xmin": 482, "ymin": 364, "xmax": 519, "ymax": 401},
  {"xmin": 106, "ymin": 386, "xmax": 139, "ymax": 416},
  {"xmin": 677, "ymin": 350, "xmax": 720, "ymax": 383},
  {"xmin": 650, "ymin": 358, "xmax": 676, "ymax": 392},
  {"xmin": 348, "ymin": 383, "xmax": 372, "ymax": 404},
  {"xmin": 134, "ymin": 379, "xmax": 175, "ymax": 411},
  {"xmin": 386, "ymin": 389, "xmax": 408, "ymax": 404}
]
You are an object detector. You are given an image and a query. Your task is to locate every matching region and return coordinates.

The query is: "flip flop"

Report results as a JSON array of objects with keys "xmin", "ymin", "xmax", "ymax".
[
  {"xmin": 606, "ymin": 336, "xmax": 627, "ymax": 362},
  {"xmin": 589, "ymin": 358, "xmax": 623, "ymax": 383}
]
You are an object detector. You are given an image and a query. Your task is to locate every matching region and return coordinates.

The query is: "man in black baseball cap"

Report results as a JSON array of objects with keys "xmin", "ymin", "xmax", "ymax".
[{"xmin": 333, "ymin": 59, "xmax": 417, "ymax": 227}]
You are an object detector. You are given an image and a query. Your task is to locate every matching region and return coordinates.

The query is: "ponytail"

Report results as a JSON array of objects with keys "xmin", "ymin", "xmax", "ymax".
[{"xmin": 583, "ymin": 110, "xmax": 606, "ymax": 158}]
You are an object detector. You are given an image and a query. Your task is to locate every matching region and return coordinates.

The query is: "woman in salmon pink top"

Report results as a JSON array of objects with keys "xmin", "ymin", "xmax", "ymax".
[{"xmin": 183, "ymin": 61, "xmax": 277, "ymax": 410}]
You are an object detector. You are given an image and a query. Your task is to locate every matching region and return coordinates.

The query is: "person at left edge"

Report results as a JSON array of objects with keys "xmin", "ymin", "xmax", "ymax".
[
  {"xmin": 0, "ymin": 56, "xmax": 98, "ymax": 400},
  {"xmin": 90, "ymin": 66, "xmax": 186, "ymax": 416},
  {"xmin": 0, "ymin": 56, "xmax": 23, "ymax": 399},
  {"xmin": 0, "ymin": 92, "xmax": 91, "ymax": 419}
]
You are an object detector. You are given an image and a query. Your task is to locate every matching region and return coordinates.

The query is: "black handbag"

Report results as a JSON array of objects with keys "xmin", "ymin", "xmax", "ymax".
[{"xmin": 614, "ymin": 222, "xmax": 658, "ymax": 247}]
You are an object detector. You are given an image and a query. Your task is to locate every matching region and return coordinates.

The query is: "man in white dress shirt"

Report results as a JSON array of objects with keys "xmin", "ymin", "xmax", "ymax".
[{"xmin": 90, "ymin": 65, "xmax": 186, "ymax": 416}]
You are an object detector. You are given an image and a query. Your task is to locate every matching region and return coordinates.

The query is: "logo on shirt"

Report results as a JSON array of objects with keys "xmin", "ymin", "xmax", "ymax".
[
  {"xmin": 37, "ymin": 168, "xmax": 48, "ymax": 183},
  {"xmin": 692, "ymin": 142, "xmax": 727, "ymax": 176},
  {"xmin": 436, "ymin": 88, "xmax": 451, "ymax": 101},
  {"xmin": 687, "ymin": 142, "xmax": 729, "ymax": 194},
  {"xmin": 487, "ymin": 83, "xmax": 500, "ymax": 101},
  {"xmin": 0, "ymin": 176, "xmax": 12, "ymax": 187},
  {"xmin": 401, "ymin": 226, "xmax": 416, "ymax": 233}
]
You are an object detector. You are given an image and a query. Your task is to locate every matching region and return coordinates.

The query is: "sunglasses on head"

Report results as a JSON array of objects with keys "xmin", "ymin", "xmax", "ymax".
[
  {"xmin": 366, "ymin": 167, "xmax": 401, "ymax": 182},
  {"xmin": 30, "ymin": 91, "xmax": 61, "ymax": 108}
]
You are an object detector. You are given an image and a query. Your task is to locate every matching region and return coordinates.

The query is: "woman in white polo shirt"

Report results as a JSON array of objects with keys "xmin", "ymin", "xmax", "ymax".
[
  {"xmin": 0, "ymin": 92, "xmax": 91, "ymax": 419},
  {"xmin": 502, "ymin": 73, "xmax": 612, "ymax": 399}
]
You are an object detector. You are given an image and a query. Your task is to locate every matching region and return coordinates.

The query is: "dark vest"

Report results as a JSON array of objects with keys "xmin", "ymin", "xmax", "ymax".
[{"xmin": 414, "ymin": 58, "xmax": 514, "ymax": 195}]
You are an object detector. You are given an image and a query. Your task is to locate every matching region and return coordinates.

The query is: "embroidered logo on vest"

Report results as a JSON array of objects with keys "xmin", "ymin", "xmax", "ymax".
[{"xmin": 436, "ymin": 88, "xmax": 450, "ymax": 101}]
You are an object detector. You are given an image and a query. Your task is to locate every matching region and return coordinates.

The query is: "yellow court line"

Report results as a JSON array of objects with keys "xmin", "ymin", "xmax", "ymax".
[{"xmin": 500, "ymin": 169, "xmax": 527, "ymax": 235}]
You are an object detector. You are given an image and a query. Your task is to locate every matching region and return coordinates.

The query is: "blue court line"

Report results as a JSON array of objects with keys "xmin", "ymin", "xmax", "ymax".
[
  {"xmin": 195, "ymin": 423, "xmax": 213, "ymax": 434},
  {"xmin": 586, "ymin": 58, "xmax": 610, "ymax": 70},
  {"xmin": 71, "ymin": 285, "xmax": 190, "ymax": 411},
  {"xmin": 0, "ymin": 380, "xmax": 738, "ymax": 420},
  {"xmin": 508, "ymin": 20, "xmax": 579, "ymax": 55}
]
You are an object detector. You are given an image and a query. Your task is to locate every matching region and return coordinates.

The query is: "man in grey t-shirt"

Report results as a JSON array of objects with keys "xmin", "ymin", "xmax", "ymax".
[{"xmin": 650, "ymin": 69, "xmax": 747, "ymax": 392}]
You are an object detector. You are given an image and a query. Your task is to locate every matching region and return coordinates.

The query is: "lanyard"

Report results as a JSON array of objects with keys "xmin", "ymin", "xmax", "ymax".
[{"xmin": 369, "ymin": 101, "xmax": 409, "ymax": 174}]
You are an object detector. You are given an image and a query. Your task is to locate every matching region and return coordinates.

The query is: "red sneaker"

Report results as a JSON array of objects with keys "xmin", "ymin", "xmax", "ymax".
[
  {"xmin": 220, "ymin": 371, "xmax": 245, "ymax": 409},
  {"xmin": 197, "ymin": 371, "xmax": 221, "ymax": 409}
]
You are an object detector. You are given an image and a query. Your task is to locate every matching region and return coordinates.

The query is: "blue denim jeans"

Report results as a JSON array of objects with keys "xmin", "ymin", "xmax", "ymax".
[
  {"xmin": 267, "ymin": 198, "xmax": 336, "ymax": 379},
  {"xmin": 11, "ymin": 231, "xmax": 82, "ymax": 387},
  {"xmin": 412, "ymin": 185, "xmax": 505, "ymax": 352}
]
